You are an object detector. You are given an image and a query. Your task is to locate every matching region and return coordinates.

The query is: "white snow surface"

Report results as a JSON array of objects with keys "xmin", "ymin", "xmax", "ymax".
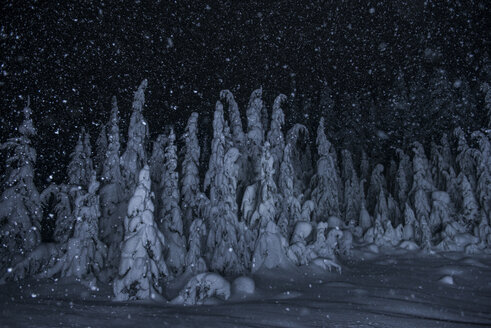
[{"xmin": 1, "ymin": 250, "xmax": 490, "ymax": 327}]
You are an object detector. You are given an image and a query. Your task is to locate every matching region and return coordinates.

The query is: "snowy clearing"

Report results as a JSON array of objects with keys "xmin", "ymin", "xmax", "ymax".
[{"xmin": 1, "ymin": 250, "xmax": 490, "ymax": 328}]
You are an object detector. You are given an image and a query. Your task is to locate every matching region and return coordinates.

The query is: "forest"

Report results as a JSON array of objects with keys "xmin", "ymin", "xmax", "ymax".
[{"xmin": 1, "ymin": 78, "xmax": 490, "ymax": 308}]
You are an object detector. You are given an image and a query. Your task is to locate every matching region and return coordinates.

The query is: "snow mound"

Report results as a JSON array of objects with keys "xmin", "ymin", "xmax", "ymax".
[
  {"xmin": 232, "ymin": 276, "xmax": 255, "ymax": 295},
  {"xmin": 439, "ymin": 275, "xmax": 455, "ymax": 285},
  {"xmin": 399, "ymin": 240, "xmax": 419, "ymax": 251},
  {"xmin": 171, "ymin": 272, "xmax": 230, "ymax": 306}
]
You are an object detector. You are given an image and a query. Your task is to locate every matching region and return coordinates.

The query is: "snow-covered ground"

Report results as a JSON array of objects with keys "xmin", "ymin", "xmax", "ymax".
[{"xmin": 1, "ymin": 249, "xmax": 490, "ymax": 328}]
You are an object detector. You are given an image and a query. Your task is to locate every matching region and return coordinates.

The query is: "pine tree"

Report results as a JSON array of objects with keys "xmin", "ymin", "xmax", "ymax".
[
  {"xmin": 67, "ymin": 131, "xmax": 88, "ymax": 187},
  {"xmin": 205, "ymin": 101, "xmax": 243, "ymax": 275},
  {"xmin": 454, "ymin": 127, "xmax": 477, "ymax": 191},
  {"xmin": 121, "ymin": 79, "xmax": 149, "ymax": 197},
  {"xmin": 394, "ymin": 148, "xmax": 411, "ymax": 207},
  {"xmin": 83, "ymin": 130, "xmax": 94, "ymax": 182},
  {"xmin": 220, "ymin": 90, "xmax": 245, "ymax": 149},
  {"xmin": 310, "ymin": 117, "xmax": 340, "ymax": 220},
  {"xmin": 459, "ymin": 173, "xmax": 479, "ymax": 228},
  {"xmin": 0, "ymin": 98, "xmax": 42, "ymax": 270},
  {"xmin": 277, "ymin": 143, "xmax": 302, "ymax": 238},
  {"xmin": 184, "ymin": 218, "xmax": 207, "ymax": 274},
  {"xmin": 149, "ymin": 134, "xmax": 166, "ymax": 190},
  {"xmin": 160, "ymin": 127, "xmax": 186, "ymax": 276},
  {"xmin": 341, "ymin": 149, "xmax": 361, "ymax": 224},
  {"xmin": 94, "ymin": 124, "xmax": 107, "ymax": 177},
  {"xmin": 471, "ymin": 131, "xmax": 490, "ymax": 218},
  {"xmin": 181, "ymin": 112, "xmax": 201, "ymax": 235},
  {"xmin": 367, "ymin": 164, "xmax": 387, "ymax": 215},
  {"xmin": 99, "ymin": 96, "xmax": 125, "ymax": 274},
  {"xmin": 52, "ymin": 184, "xmax": 73, "ymax": 244},
  {"xmin": 113, "ymin": 165, "xmax": 169, "ymax": 301},
  {"xmin": 267, "ymin": 94, "xmax": 286, "ymax": 183},
  {"xmin": 246, "ymin": 88, "xmax": 264, "ymax": 179},
  {"xmin": 60, "ymin": 173, "xmax": 107, "ymax": 283}
]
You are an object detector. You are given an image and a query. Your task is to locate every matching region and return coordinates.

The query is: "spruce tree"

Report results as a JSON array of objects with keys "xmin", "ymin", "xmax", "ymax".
[
  {"xmin": 121, "ymin": 79, "xmax": 149, "ymax": 197},
  {"xmin": 181, "ymin": 113, "xmax": 201, "ymax": 235},
  {"xmin": 267, "ymin": 94, "xmax": 287, "ymax": 183},
  {"xmin": 160, "ymin": 127, "xmax": 186, "ymax": 276},
  {"xmin": 99, "ymin": 96, "xmax": 125, "ymax": 275},
  {"xmin": 310, "ymin": 117, "xmax": 340, "ymax": 221},
  {"xmin": 113, "ymin": 165, "xmax": 169, "ymax": 301},
  {"xmin": 0, "ymin": 98, "xmax": 42, "ymax": 270}
]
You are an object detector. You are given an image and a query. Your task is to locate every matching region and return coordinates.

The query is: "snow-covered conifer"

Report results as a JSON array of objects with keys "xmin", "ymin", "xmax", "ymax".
[
  {"xmin": 367, "ymin": 164, "xmax": 387, "ymax": 214},
  {"xmin": 52, "ymin": 184, "xmax": 73, "ymax": 244},
  {"xmin": 0, "ymin": 99, "xmax": 42, "ymax": 269},
  {"xmin": 267, "ymin": 94, "xmax": 286, "ymax": 183},
  {"xmin": 429, "ymin": 191, "xmax": 452, "ymax": 234},
  {"xmin": 99, "ymin": 97, "xmax": 125, "ymax": 274},
  {"xmin": 121, "ymin": 79, "xmax": 149, "ymax": 197},
  {"xmin": 394, "ymin": 149, "xmax": 412, "ymax": 207},
  {"xmin": 94, "ymin": 124, "xmax": 107, "ymax": 177},
  {"xmin": 67, "ymin": 131, "xmax": 88, "ymax": 187},
  {"xmin": 341, "ymin": 149, "xmax": 361, "ymax": 224},
  {"xmin": 359, "ymin": 150, "xmax": 370, "ymax": 185},
  {"xmin": 181, "ymin": 113, "xmax": 201, "ymax": 235},
  {"xmin": 277, "ymin": 143, "xmax": 302, "ymax": 238},
  {"xmin": 149, "ymin": 134, "xmax": 166, "ymax": 190},
  {"xmin": 205, "ymin": 101, "xmax": 243, "ymax": 275},
  {"xmin": 220, "ymin": 90, "xmax": 245, "ymax": 149},
  {"xmin": 246, "ymin": 88, "xmax": 264, "ymax": 178},
  {"xmin": 471, "ymin": 131, "xmax": 490, "ymax": 217},
  {"xmin": 160, "ymin": 127, "xmax": 186, "ymax": 276},
  {"xmin": 83, "ymin": 130, "xmax": 94, "ymax": 181},
  {"xmin": 310, "ymin": 117, "xmax": 340, "ymax": 220},
  {"xmin": 454, "ymin": 127, "xmax": 477, "ymax": 190},
  {"xmin": 184, "ymin": 218, "xmax": 207, "ymax": 274},
  {"xmin": 113, "ymin": 165, "xmax": 169, "ymax": 301},
  {"xmin": 459, "ymin": 173, "xmax": 479, "ymax": 228},
  {"xmin": 402, "ymin": 202, "xmax": 418, "ymax": 241},
  {"xmin": 60, "ymin": 173, "xmax": 107, "ymax": 283}
]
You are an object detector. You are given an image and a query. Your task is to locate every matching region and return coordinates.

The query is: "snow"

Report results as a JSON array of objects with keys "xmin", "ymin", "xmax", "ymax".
[{"xmin": 1, "ymin": 251, "xmax": 490, "ymax": 327}]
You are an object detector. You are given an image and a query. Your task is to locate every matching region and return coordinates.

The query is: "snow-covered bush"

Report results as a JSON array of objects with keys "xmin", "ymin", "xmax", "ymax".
[{"xmin": 172, "ymin": 272, "xmax": 230, "ymax": 305}]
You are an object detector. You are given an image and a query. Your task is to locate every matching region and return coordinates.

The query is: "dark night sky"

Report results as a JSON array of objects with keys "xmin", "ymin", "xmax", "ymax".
[{"xmin": 0, "ymin": 0, "xmax": 488, "ymax": 186}]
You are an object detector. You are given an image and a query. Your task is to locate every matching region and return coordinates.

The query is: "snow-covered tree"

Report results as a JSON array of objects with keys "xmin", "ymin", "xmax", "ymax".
[
  {"xmin": 184, "ymin": 218, "xmax": 207, "ymax": 274},
  {"xmin": 359, "ymin": 150, "xmax": 370, "ymax": 185},
  {"xmin": 454, "ymin": 127, "xmax": 477, "ymax": 191},
  {"xmin": 402, "ymin": 202, "xmax": 418, "ymax": 241},
  {"xmin": 247, "ymin": 142, "xmax": 278, "ymax": 230},
  {"xmin": 52, "ymin": 184, "xmax": 73, "ymax": 244},
  {"xmin": 181, "ymin": 112, "xmax": 201, "ymax": 235},
  {"xmin": 341, "ymin": 149, "xmax": 361, "ymax": 224},
  {"xmin": 471, "ymin": 131, "xmax": 490, "ymax": 218},
  {"xmin": 220, "ymin": 90, "xmax": 245, "ymax": 150},
  {"xmin": 159, "ymin": 127, "xmax": 186, "ymax": 276},
  {"xmin": 94, "ymin": 124, "xmax": 107, "ymax": 177},
  {"xmin": 59, "ymin": 174, "xmax": 107, "ymax": 284},
  {"xmin": 286, "ymin": 124, "xmax": 313, "ymax": 196},
  {"xmin": 121, "ymin": 79, "xmax": 149, "ymax": 197},
  {"xmin": 246, "ymin": 88, "xmax": 264, "ymax": 179},
  {"xmin": 458, "ymin": 173, "xmax": 479, "ymax": 228},
  {"xmin": 310, "ymin": 117, "xmax": 340, "ymax": 221},
  {"xmin": 67, "ymin": 131, "xmax": 89, "ymax": 188},
  {"xmin": 99, "ymin": 96, "xmax": 125, "ymax": 275},
  {"xmin": 0, "ymin": 99, "xmax": 42, "ymax": 270},
  {"xmin": 429, "ymin": 191, "xmax": 452, "ymax": 235},
  {"xmin": 149, "ymin": 134, "xmax": 166, "ymax": 191},
  {"xmin": 367, "ymin": 164, "xmax": 387, "ymax": 215},
  {"xmin": 394, "ymin": 148, "xmax": 412, "ymax": 207},
  {"xmin": 83, "ymin": 130, "xmax": 94, "ymax": 181},
  {"xmin": 205, "ymin": 101, "xmax": 243, "ymax": 275},
  {"xmin": 113, "ymin": 165, "xmax": 169, "ymax": 301},
  {"xmin": 267, "ymin": 94, "xmax": 286, "ymax": 183},
  {"xmin": 277, "ymin": 143, "xmax": 302, "ymax": 238}
]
